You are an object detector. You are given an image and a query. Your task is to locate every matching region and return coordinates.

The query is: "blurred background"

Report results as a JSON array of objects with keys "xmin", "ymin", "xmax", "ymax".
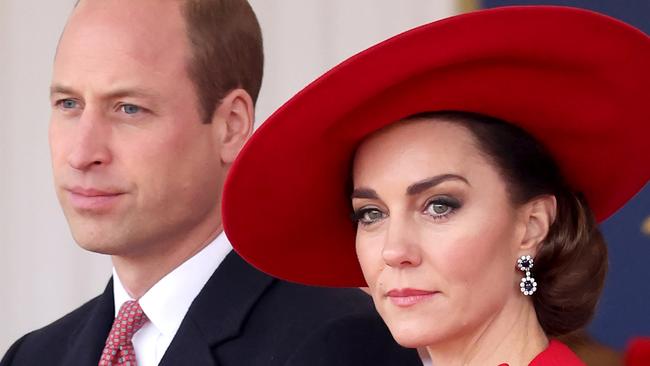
[{"xmin": 1, "ymin": 0, "xmax": 648, "ymax": 361}]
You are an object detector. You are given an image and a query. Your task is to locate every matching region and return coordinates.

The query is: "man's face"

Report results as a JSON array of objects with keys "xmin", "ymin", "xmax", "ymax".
[{"xmin": 50, "ymin": 0, "xmax": 225, "ymax": 256}]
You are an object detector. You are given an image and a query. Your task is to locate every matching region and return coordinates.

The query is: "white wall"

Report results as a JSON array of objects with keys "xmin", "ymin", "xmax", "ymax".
[
  {"xmin": 250, "ymin": 1, "xmax": 459, "ymax": 125},
  {"xmin": 0, "ymin": 0, "xmax": 113, "ymax": 355},
  {"xmin": 0, "ymin": 0, "xmax": 458, "ymax": 355}
]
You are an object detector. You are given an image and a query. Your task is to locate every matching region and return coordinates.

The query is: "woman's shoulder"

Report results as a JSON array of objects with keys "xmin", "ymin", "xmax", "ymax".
[
  {"xmin": 528, "ymin": 340, "xmax": 586, "ymax": 366},
  {"xmin": 497, "ymin": 340, "xmax": 586, "ymax": 366}
]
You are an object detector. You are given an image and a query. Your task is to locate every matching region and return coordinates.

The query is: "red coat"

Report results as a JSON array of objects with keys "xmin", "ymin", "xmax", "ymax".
[
  {"xmin": 626, "ymin": 337, "xmax": 650, "ymax": 366},
  {"xmin": 499, "ymin": 340, "xmax": 585, "ymax": 366}
]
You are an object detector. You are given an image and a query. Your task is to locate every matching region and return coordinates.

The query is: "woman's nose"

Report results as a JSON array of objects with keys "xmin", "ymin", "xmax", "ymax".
[{"xmin": 381, "ymin": 218, "xmax": 422, "ymax": 268}]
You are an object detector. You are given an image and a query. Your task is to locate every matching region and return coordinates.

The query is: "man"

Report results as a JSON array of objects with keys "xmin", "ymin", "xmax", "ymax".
[{"xmin": 0, "ymin": 0, "xmax": 421, "ymax": 365}]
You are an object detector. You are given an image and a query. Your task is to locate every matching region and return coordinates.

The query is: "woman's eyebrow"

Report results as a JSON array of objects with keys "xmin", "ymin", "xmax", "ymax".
[
  {"xmin": 406, "ymin": 174, "xmax": 469, "ymax": 196},
  {"xmin": 351, "ymin": 188, "xmax": 379, "ymax": 199},
  {"xmin": 351, "ymin": 174, "xmax": 468, "ymax": 199}
]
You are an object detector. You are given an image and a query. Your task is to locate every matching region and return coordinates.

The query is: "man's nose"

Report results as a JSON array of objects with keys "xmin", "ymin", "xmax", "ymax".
[{"xmin": 67, "ymin": 110, "xmax": 112, "ymax": 171}]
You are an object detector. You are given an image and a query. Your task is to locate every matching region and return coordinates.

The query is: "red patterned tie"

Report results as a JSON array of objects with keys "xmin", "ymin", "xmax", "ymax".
[{"xmin": 98, "ymin": 300, "xmax": 148, "ymax": 366}]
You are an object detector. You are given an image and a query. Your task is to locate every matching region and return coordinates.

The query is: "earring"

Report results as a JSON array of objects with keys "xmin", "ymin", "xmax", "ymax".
[{"xmin": 517, "ymin": 255, "xmax": 537, "ymax": 296}]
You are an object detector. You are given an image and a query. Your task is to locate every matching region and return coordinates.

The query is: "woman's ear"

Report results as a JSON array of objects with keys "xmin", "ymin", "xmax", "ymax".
[
  {"xmin": 210, "ymin": 88, "xmax": 255, "ymax": 165},
  {"xmin": 519, "ymin": 195, "xmax": 557, "ymax": 254}
]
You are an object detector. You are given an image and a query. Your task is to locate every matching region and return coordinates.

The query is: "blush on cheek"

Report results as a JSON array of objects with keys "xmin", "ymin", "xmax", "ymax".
[
  {"xmin": 450, "ymin": 235, "xmax": 517, "ymax": 320},
  {"xmin": 436, "ymin": 234, "xmax": 486, "ymax": 277},
  {"xmin": 435, "ymin": 225, "xmax": 513, "ymax": 294}
]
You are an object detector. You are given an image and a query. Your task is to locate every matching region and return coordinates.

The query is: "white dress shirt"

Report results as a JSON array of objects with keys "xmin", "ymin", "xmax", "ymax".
[{"xmin": 112, "ymin": 232, "xmax": 232, "ymax": 366}]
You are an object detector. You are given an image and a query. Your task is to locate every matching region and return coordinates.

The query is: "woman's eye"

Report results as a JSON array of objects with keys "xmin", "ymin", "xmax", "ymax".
[
  {"xmin": 363, "ymin": 210, "xmax": 384, "ymax": 222},
  {"xmin": 120, "ymin": 104, "xmax": 141, "ymax": 114},
  {"xmin": 424, "ymin": 197, "xmax": 460, "ymax": 219},
  {"xmin": 427, "ymin": 202, "xmax": 451, "ymax": 215},
  {"xmin": 353, "ymin": 208, "xmax": 386, "ymax": 225}
]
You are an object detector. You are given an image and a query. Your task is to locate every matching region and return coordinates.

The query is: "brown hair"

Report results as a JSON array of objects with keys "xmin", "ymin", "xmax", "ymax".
[
  {"xmin": 181, "ymin": 0, "xmax": 264, "ymax": 122},
  {"xmin": 408, "ymin": 111, "xmax": 608, "ymax": 337}
]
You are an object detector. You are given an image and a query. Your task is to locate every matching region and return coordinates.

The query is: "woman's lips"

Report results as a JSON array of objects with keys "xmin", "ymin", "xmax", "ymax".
[
  {"xmin": 386, "ymin": 288, "xmax": 439, "ymax": 307},
  {"xmin": 66, "ymin": 187, "xmax": 125, "ymax": 212}
]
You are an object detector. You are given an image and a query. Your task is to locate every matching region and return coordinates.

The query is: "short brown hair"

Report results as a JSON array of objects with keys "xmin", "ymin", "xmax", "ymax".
[
  {"xmin": 408, "ymin": 111, "xmax": 608, "ymax": 337},
  {"xmin": 182, "ymin": 0, "xmax": 264, "ymax": 122}
]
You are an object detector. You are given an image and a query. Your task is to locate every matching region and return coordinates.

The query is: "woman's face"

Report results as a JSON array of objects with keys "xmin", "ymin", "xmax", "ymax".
[{"xmin": 352, "ymin": 119, "xmax": 529, "ymax": 348}]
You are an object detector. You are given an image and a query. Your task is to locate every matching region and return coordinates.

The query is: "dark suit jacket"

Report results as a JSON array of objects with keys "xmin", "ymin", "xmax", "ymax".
[{"xmin": 1, "ymin": 252, "xmax": 422, "ymax": 366}]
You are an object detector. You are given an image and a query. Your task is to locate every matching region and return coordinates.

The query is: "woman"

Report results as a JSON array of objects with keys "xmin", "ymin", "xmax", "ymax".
[{"xmin": 222, "ymin": 6, "xmax": 650, "ymax": 366}]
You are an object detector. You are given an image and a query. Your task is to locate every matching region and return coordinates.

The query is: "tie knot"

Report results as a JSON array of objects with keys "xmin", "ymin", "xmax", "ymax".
[
  {"xmin": 115, "ymin": 300, "xmax": 148, "ymax": 338},
  {"xmin": 99, "ymin": 301, "xmax": 148, "ymax": 366}
]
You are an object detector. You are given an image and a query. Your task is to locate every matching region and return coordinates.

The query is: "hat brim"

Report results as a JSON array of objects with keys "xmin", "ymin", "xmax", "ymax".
[{"xmin": 223, "ymin": 6, "xmax": 650, "ymax": 287}]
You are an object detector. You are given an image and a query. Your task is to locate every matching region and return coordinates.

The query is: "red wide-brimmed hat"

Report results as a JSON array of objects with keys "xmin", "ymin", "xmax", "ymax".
[{"xmin": 223, "ymin": 6, "xmax": 650, "ymax": 287}]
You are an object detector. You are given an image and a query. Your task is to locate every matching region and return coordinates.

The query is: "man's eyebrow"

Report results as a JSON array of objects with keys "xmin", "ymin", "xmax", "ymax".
[
  {"xmin": 103, "ymin": 87, "xmax": 162, "ymax": 100},
  {"xmin": 406, "ymin": 174, "xmax": 470, "ymax": 195},
  {"xmin": 49, "ymin": 84, "xmax": 161, "ymax": 99},
  {"xmin": 50, "ymin": 84, "xmax": 77, "ymax": 97}
]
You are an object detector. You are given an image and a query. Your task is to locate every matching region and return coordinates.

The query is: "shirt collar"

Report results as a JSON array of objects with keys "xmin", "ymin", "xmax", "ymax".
[{"xmin": 113, "ymin": 231, "xmax": 232, "ymax": 336}]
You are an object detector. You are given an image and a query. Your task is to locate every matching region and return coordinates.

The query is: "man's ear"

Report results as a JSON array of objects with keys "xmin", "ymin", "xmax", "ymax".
[
  {"xmin": 210, "ymin": 88, "xmax": 255, "ymax": 165},
  {"xmin": 519, "ymin": 195, "xmax": 557, "ymax": 254}
]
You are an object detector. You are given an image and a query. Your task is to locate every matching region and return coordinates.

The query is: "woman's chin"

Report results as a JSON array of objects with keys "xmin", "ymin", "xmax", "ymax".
[{"xmin": 387, "ymin": 322, "xmax": 441, "ymax": 349}]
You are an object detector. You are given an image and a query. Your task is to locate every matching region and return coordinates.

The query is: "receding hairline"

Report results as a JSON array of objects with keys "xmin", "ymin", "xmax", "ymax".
[{"xmin": 66, "ymin": 0, "xmax": 264, "ymax": 123}]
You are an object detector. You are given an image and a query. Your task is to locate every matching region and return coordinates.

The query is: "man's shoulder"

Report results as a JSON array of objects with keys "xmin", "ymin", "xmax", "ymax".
[
  {"xmin": 264, "ymin": 280, "xmax": 377, "ymax": 319},
  {"xmin": 210, "ymin": 251, "xmax": 381, "ymax": 326},
  {"xmin": 1, "ymin": 294, "xmax": 104, "ymax": 365},
  {"xmin": 38, "ymin": 293, "xmax": 104, "ymax": 332},
  {"xmin": 251, "ymin": 280, "xmax": 389, "ymax": 342},
  {"xmin": 225, "ymin": 279, "xmax": 422, "ymax": 365}
]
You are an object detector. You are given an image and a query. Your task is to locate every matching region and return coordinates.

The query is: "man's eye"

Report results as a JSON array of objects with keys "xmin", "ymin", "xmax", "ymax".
[
  {"xmin": 58, "ymin": 99, "xmax": 78, "ymax": 109},
  {"xmin": 120, "ymin": 104, "xmax": 141, "ymax": 114}
]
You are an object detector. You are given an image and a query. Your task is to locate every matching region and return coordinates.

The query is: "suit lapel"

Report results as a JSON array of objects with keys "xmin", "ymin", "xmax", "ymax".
[
  {"xmin": 159, "ymin": 251, "xmax": 275, "ymax": 366},
  {"xmin": 156, "ymin": 320, "xmax": 217, "ymax": 366},
  {"xmin": 61, "ymin": 279, "xmax": 115, "ymax": 366}
]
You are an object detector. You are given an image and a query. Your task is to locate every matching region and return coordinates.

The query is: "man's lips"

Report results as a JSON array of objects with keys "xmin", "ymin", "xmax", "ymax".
[
  {"xmin": 65, "ymin": 187, "xmax": 126, "ymax": 211},
  {"xmin": 67, "ymin": 187, "xmax": 122, "ymax": 196},
  {"xmin": 385, "ymin": 288, "xmax": 439, "ymax": 307}
]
